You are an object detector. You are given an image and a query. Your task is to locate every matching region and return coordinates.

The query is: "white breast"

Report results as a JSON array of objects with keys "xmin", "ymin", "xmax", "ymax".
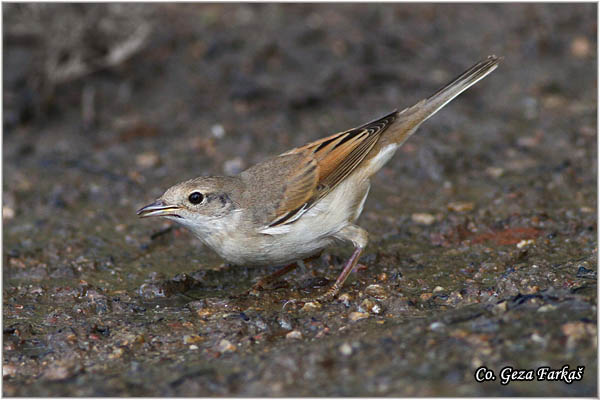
[{"xmin": 214, "ymin": 175, "xmax": 371, "ymax": 266}]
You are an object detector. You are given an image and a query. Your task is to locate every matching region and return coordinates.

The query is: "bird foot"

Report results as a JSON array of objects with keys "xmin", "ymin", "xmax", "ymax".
[{"xmin": 282, "ymin": 283, "xmax": 342, "ymax": 310}]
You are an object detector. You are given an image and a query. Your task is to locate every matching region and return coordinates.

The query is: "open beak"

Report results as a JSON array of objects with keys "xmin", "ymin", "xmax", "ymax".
[{"xmin": 136, "ymin": 200, "xmax": 181, "ymax": 218}]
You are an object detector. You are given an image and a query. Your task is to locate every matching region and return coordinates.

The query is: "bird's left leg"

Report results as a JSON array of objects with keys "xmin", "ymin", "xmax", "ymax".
[
  {"xmin": 284, "ymin": 224, "xmax": 367, "ymax": 307},
  {"xmin": 316, "ymin": 224, "xmax": 368, "ymax": 301}
]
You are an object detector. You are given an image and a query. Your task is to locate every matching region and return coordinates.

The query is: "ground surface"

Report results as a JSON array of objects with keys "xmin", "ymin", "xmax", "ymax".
[{"xmin": 3, "ymin": 3, "xmax": 597, "ymax": 396}]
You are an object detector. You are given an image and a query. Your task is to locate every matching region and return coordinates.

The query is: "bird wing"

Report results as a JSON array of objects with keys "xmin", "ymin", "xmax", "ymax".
[{"xmin": 266, "ymin": 110, "xmax": 398, "ymax": 228}]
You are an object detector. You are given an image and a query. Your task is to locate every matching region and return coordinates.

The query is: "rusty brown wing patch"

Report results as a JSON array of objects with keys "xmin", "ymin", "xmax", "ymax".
[{"xmin": 268, "ymin": 110, "xmax": 397, "ymax": 227}]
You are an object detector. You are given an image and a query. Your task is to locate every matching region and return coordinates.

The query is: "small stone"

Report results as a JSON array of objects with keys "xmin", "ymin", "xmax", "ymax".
[
  {"xmin": 571, "ymin": 36, "xmax": 591, "ymax": 58},
  {"xmin": 187, "ymin": 300, "xmax": 216, "ymax": 318},
  {"xmin": 561, "ymin": 321, "xmax": 595, "ymax": 339},
  {"xmin": 217, "ymin": 339, "xmax": 237, "ymax": 353},
  {"xmin": 183, "ymin": 334, "xmax": 204, "ymax": 344},
  {"xmin": 337, "ymin": 293, "xmax": 352, "ymax": 307},
  {"xmin": 433, "ymin": 286, "xmax": 444, "ymax": 293},
  {"xmin": 429, "ymin": 321, "xmax": 445, "ymax": 331},
  {"xmin": 349, "ymin": 311, "xmax": 369, "ymax": 322},
  {"xmin": 135, "ymin": 152, "xmax": 160, "ymax": 168},
  {"xmin": 286, "ymin": 330, "xmax": 303, "ymax": 340},
  {"xmin": 537, "ymin": 304, "xmax": 557, "ymax": 313},
  {"xmin": 485, "ymin": 167, "xmax": 504, "ymax": 178},
  {"xmin": 412, "ymin": 213, "xmax": 435, "ymax": 225},
  {"xmin": 359, "ymin": 298, "xmax": 383, "ymax": 315},
  {"xmin": 300, "ymin": 301, "xmax": 321, "ymax": 312},
  {"xmin": 211, "ymin": 124, "xmax": 226, "ymax": 139},
  {"xmin": 277, "ymin": 315, "xmax": 293, "ymax": 330},
  {"xmin": 530, "ymin": 332, "xmax": 546, "ymax": 344},
  {"xmin": 447, "ymin": 201, "xmax": 475, "ymax": 212},
  {"xmin": 493, "ymin": 301, "xmax": 508, "ymax": 314},
  {"xmin": 365, "ymin": 284, "xmax": 387, "ymax": 299},
  {"xmin": 3, "ymin": 364, "xmax": 17, "ymax": 377},
  {"xmin": 516, "ymin": 239, "xmax": 534, "ymax": 249},
  {"xmin": 3, "ymin": 206, "xmax": 15, "ymax": 219},
  {"xmin": 109, "ymin": 347, "xmax": 124, "ymax": 359},
  {"xmin": 420, "ymin": 292, "xmax": 433, "ymax": 301},
  {"xmin": 189, "ymin": 344, "xmax": 199, "ymax": 350},
  {"xmin": 339, "ymin": 342, "xmax": 353, "ymax": 356},
  {"xmin": 43, "ymin": 365, "xmax": 70, "ymax": 381}
]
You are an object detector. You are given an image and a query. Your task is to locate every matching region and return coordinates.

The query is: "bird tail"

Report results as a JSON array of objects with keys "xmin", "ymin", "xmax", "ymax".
[{"xmin": 390, "ymin": 55, "xmax": 501, "ymax": 145}]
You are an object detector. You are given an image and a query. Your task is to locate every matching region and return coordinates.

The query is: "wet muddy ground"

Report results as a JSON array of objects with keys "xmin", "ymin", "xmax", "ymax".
[{"xmin": 3, "ymin": 3, "xmax": 597, "ymax": 396}]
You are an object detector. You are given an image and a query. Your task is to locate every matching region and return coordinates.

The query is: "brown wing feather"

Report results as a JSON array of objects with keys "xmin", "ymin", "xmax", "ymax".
[{"xmin": 268, "ymin": 110, "xmax": 397, "ymax": 227}]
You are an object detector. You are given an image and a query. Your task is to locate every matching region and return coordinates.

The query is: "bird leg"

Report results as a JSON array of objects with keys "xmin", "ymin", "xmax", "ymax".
[
  {"xmin": 286, "ymin": 224, "xmax": 368, "ymax": 305},
  {"xmin": 249, "ymin": 262, "xmax": 298, "ymax": 292},
  {"xmin": 311, "ymin": 245, "xmax": 364, "ymax": 302}
]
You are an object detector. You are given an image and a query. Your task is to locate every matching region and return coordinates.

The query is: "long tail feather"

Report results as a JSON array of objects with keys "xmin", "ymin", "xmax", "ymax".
[
  {"xmin": 420, "ymin": 55, "xmax": 501, "ymax": 122},
  {"xmin": 390, "ymin": 55, "xmax": 501, "ymax": 144}
]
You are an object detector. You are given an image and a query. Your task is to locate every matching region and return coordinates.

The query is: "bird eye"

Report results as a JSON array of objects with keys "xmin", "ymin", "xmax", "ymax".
[{"xmin": 188, "ymin": 192, "xmax": 204, "ymax": 205}]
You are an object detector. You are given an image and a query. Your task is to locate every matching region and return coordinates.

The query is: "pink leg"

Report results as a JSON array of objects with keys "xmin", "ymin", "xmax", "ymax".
[
  {"xmin": 312, "ymin": 246, "xmax": 364, "ymax": 302},
  {"xmin": 253, "ymin": 263, "xmax": 298, "ymax": 290}
]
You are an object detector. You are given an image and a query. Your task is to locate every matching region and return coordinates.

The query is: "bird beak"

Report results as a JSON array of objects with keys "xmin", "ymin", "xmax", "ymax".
[{"xmin": 136, "ymin": 200, "xmax": 181, "ymax": 218}]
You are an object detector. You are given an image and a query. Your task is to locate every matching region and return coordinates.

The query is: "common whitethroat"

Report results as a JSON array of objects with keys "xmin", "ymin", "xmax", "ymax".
[{"xmin": 138, "ymin": 55, "xmax": 501, "ymax": 302}]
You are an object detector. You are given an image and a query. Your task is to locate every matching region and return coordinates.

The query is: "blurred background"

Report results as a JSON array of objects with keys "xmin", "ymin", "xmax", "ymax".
[
  {"xmin": 3, "ymin": 3, "xmax": 597, "ymax": 396},
  {"xmin": 4, "ymin": 4, "xmax": 596, "ymax": 186}
]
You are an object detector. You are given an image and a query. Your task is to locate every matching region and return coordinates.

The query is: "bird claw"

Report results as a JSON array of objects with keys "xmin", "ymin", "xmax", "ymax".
[
  {"xmin": 282, "ymin": 298, "xmax": 304, "ymax": 310},
  {"xmin": 281, "ymin": 289, "xmax": 339, "ymax": 310}
]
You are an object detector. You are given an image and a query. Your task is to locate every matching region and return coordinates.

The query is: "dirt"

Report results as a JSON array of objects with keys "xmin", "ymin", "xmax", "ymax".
[{"xmin": 3, "ymin": 3, "xmax": 597, "ymax": 396}]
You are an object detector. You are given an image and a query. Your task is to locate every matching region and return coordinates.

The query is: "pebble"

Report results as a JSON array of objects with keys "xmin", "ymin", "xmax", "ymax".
[
  {"xmin": 562, "ymin": 321, "xmax": 596, "ymax": 350},
  {"xmin": 561, "ymin": 321, "xmax": 595, "ymax": 339},
  {"xmin": 43, "ymin": 365, "xmax": 71, "ymax": 381},
  {"xmin": 277, "ymin": 315, "xmax": 293, "ymax": 330},
  {"xmin": 217, "ymin": 339, "xmax": 237, "ymax": 353},
  {"xmin": 349, "ymin": 311, "xmax": 369, "ymax": 322},
  {"xmin": 429, "ymin": 321, "xmax": 445, "ymax": 331},
  {"xmin": 485, "ymin": 167, "xmax": 504, "ymax": 178},
  {"xmin": 411, "ymin": 213, "xmax": 435, "ymax": 225},
  {"xmin": 3, "ymin": 364, "xmax": 17, "ymax": 377},
  {"xmin": 300, "ymin": 301, "xmax": 321, "ymax": 312},
  {"xmin": 135, "ymin": 151, "xmax": 160, "ymax": 168},
  {"xmin": 516, "ymin": 239, "xmax": 534, "ymax": 249},
  {"xmin": 183, "ymin": 334, "xmax": 204, "ymax": 344},
  {"xmin": 285, "ymin": 330, "xmax": 303, "ymax": 340},
  {"xmin": 447, "ymin": 201, "xmax": 474, "ymax": 212},
  {"xmin": 433, "ymin": 286, "xmax": 444, "ymax": 293},
  {"xmin": 3, "ymin": 206, "xmax": 15, "ymax": 219},
  {"xmin": 109, "ymin": 347, "xmax": 124, "ymax": 359},
  {"xmin": 365, "ymin": 284, "xmax": 387, "ymax": 299},
  {"xmin": 359, "ymin": 298, "xmax": 383, "ymax": 315},
  {"xmin": 337, "ymin": 293, "xmax": 352, "ymax": 307},
  {"xmin": 420, "ymin": 292, "xmax": 433, "ymax": 301},
  {"xmin": 530, "ymin": 332, "xmax": 546, "ymax": 345},
  {"xmin": 571, "ymin": 36, "xmax": 591, "ymax": 58},
  {"xmin": 211, "ymin": 123, "xmax": 226, "ymax": 139},
  {"xmin": 339, "ymin": 342, "xmax": 353, "ymax": 356},
  {"xmin": 493, "ymin": 301, "xmax": 508, "ymax": 314}
]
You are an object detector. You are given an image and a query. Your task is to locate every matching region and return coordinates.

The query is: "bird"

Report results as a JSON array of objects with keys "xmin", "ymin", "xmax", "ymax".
[{"xmin": 137, "ymin": 55, "xmax": 501, "ymax": 303}]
